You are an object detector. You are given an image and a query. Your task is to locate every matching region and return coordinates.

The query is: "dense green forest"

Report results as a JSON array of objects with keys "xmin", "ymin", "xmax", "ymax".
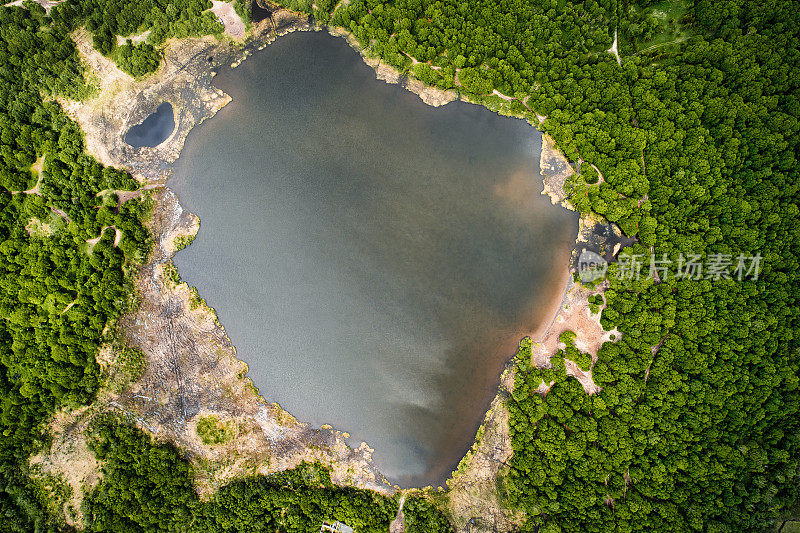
[
  {"xmin": 50, "ymin": 0, "xmax": 224, "ymax": 77},
  {"xmin": 0, "ymin": 0, "xmax": 798, "ymax": 530},
  {"xmin": 0, "ymin": 7, "xmax": 447, "ymax": 532},
  {"xmin": 0, "ymin": 1, "xmax": 450, "ymax": 530},
  {"xmin": 0, "ymin": 3, "xmax": 153, "ymax": 530}
]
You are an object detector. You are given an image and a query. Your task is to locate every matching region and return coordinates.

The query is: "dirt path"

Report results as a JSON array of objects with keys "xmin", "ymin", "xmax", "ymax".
[
  {"xmin": 633, "ymin": 36, "xmax": 687, "ymax": 57},
  {"xmin": 50, "ymin": 206, "xmax": 72, "ymax": 223},
  {"xmin": 389, "ymin": 493, "xmax": 406, "ymax": 533},
  {"xmin": 10, "ymin": 178, "xmax": 41, "ymax": 196},
  {"xmin": 4, "ymin": 0, "xmax": 64, "ymax": 12},
  {"xmin": 86, "ymin": 225, "xmax": 122, "ymax": 250},
  {"xmin": 330, "ymin": 0, "xmax": 349, "ymax": 15},
  {"xmin": 96, "ymin": 183, "xmax": 161, "ymax": 206},
  {"xmin": 608, "ymin": 28, "xmax": 621, "ymax": 65},
  {"xmin": 209, "ymin": 0, "xmax": 246, "ymax": 39},
  {"xmin": 491, "ymin": 89, "xmax": 515, "ymax": 101},
  {"xmin": 117, "ymin": 29, "xmax": 151, "ymax": 46}
]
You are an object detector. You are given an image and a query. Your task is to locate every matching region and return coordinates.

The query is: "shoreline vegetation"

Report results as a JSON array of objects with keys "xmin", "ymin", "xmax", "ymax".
[{"xmin": 3, "ymin": 0, "xmax": 797, "ymax": 531}]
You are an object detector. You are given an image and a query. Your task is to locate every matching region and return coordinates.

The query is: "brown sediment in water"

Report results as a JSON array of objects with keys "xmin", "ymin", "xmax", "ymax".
[
  {"xmin": 420, "ymin": 238, "xmax": 575, "ymax": 488},
  {"xmin": 168, "ymin": 28, "xmax": 580, "ymax": 490},
  {"xmin": 440, "ymin": 124, "xmax": 625, "ymax": 533}
]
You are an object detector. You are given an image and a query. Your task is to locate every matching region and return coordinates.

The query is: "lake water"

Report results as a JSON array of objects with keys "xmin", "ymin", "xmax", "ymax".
[
  {"xmin": 169, "ymin": 31, "xmax": 577, "ymax": 486},
  {"xmin": 125, "ymin": 102, "xmax": 175, "ymax": 147}
]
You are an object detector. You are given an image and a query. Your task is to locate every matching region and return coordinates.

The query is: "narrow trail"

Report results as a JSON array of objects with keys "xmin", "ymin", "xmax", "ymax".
[
  {"xmin": 50, "ymin": 206, "xmax": 72, "ymax": 224},
  {"xmin": 60, "ymin": 301, "xmax": 77, "ymax": 315},
  {"xmin": 389, "ymin": 493, "xmax": 406, "ymax": 533},
  {"xmin": 608, "ymin": 28, "xmax": 621, "ymax": 65},
  {"xmin": 632, "ymin": 37, "xmax": 688, "ymax": 57},
  {"xmin": 86, "ymin": 225, "xmax": 122, "ymax": 250}
]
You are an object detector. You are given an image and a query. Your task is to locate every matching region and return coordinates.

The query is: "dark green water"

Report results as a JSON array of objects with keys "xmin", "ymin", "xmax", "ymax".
[{"xmin": 169, "ymin": 31, "xmax": 577, "ymax": 487}]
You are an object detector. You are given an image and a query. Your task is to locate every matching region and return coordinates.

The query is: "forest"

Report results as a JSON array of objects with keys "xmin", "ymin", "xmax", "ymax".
[
  {"xmin": 50, "ymin": 0, "xmax": 224, "ymax": 76},
  {"xmin": 0, "ymin": 0, "xmax": 797, "ymax": 531},
  {"xmin": 0, "ymin": 3, "xmax": 153, "ymax": 531}
]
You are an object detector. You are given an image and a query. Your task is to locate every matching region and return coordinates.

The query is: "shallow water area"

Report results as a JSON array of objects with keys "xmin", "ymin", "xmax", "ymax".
[
  {"xmin": 169, "ymin": 31, "xmax": 577, "ymax": 487},
  {"xmin": 125, "ymin": 102, "xmax": 175, "ymax": 147}
]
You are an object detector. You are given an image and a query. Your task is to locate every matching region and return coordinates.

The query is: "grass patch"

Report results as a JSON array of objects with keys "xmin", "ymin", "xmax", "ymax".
[
  {"xmin": 163, "ymin": 262, "xmax": 181, "ymax": 285},
  {"xmin": 196, "ymin": 415, "xmax": 234, "ymax": 446},
  {"xmin": 620, "ymin": 0, "xmax": 692, "ymax": 57},
  {"xmin": 188, "ymin": 286, "xmax": 206, "ymax": 310},
  {"xmin": 103, "ymin": 345, "xmax": 147, "ymax": 393},
  {"xmin": 174, "ymin": 233, "xmax": 195, "ymax": 251}
]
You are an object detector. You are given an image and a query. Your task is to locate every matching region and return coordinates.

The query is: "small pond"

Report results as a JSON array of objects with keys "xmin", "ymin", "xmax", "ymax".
[{"xmin": 125, "ymin": 102, "xmax": 175, "ymax": 147}]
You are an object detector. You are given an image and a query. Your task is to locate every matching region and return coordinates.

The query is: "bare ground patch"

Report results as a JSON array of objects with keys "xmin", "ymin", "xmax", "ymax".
[
  {"xmin": 60, "ymin": 29, "xmax": 233, "ymax": 181},
  {"xmin": 540, "ymin": 133, "xmax": 577, "ymax": 209},
  {"xmin": 533, "ymin": 278, "xmax": 616, "ymax": 395},
  {"xmin": 209, "ymin": 0, "xmax": 246, "ymax": 39},
  {"xmin": 35, "ymin": 19, "xmax": 396, "ymax": 518},
  {"xmin": 444, "ymin": 368, "xmax": 525, "ymax": 532},
  {"xmin": 29, "ymin": 407, "xmax": 99, "ymax": 529},
  {"xmin": 442, "ymin": 128, "xmax": 621, "ymax": 531},
  {"xmin": 327, "ymin": 26, "xmax": 459, "ymax": 107}
]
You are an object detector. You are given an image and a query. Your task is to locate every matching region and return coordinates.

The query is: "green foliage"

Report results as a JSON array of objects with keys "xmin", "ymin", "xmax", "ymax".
[
  {"xmin": 232, "ymin": 0, "xmax": 251, "ymax": 26},
  {"xmin": 0, "ymin": 467, "xmax": 66, "ymax": 532},
  {"xmin": 0, "ymin": 0, "xmax": 798, "ymax": 530},
  {"xmin": 403, "ymin": 495, "xmax": 453, "ymax": 533},
  {"xmin": 163, "ymin": 262, "xmax": 181, "ymax": 284},
  {"xmin": 0, "ymin": 4, "xmax": 149, "ymax": 421},
  {"xmin": 580, "ymin": 164, "xmax": 599, "ymax": 185},
  {"xmin": 104, "ymin": 345, "xmax": 147, "ymax": 392},
  {"xmin": 572, "ymin": 349, "xmax": 592, "ymax": 372},
  {"xmin": 0, "ymin": 4, "xmax": 152, "ymax": 529},
  {"xmin": 174, "ymin": 233, "xmax": 195, "ymax": 251},
  {"xmin": 559, "ymin": 330, "xmax": 577, "ymax": 346},
  {"xmin": 115, "ymin": 41, "xmax": 162, "ymax": 77},
  {"xmin": 620, "ymin": 0, "xmax": 691, "ymax": 56},
  {"xmin": 279, "ymin": 0, "xmax": 312, "ymax": 13},
  {"xmin": 195, "ymin": 415, "xmax": 233, "ymax": 445},
  {"xmin": 188, "ymin": 286, "xmax": 207, "ymax": 310},
  {"xmin": 197, "ymin": 464, "xmax": 398, "ymax": 532},
  {"xmin": 411, "ymin": 63, "xmax": 445, "ymax": 87},
  {"xmin": 299, "ymin": 0, "xmax": 800, "ymax": 527},
  {"xmin": 86, "ymin": 418, "xmax": 198, "ymax": 531}
]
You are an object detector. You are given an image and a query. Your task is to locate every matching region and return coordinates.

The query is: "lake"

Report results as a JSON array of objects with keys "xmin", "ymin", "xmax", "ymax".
[{"xmin": 169, "ymin": 31, "xmax": 577, "ymax": 487}]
